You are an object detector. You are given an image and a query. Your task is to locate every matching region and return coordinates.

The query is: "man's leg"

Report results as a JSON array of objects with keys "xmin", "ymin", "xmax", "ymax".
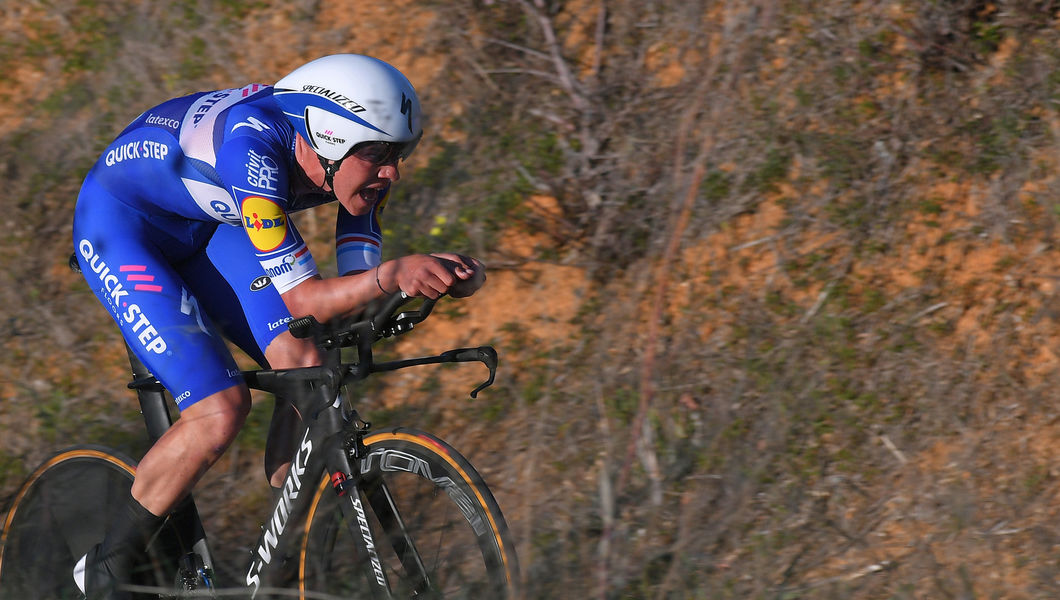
[
  {"xmin": 262, "ymin": 332, "xmax": 321, "ymax": 487},
  {"xmin": 76, "ymin": 385, "xmax": 250, "ymax": 599},
  {"xmin": 74, "ymin": 182, "xmax": 250, "ymax": 598},
  {"xmin": 131, "ymin": 383, "xmax": 251, "ymax": 514},
  {"xmin": 252, "ymin": 333, "xmax": 321, "ymax": 590}
]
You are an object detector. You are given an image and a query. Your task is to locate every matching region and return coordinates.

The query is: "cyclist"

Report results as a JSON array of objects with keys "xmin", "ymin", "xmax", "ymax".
[{"xmin": 71, "ymin": 54, "xmax": 485, "ymax": 599}]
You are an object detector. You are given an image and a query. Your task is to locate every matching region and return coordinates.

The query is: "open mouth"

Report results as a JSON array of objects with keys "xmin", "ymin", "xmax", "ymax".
[{"xmin": 358, "ymin": 187, "xmax": 382, "ymax": 204}]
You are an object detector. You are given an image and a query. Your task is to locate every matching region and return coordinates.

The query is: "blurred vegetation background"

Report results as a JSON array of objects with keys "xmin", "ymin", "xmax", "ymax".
[{"xmin": 7, "ymin": 0, "xmax": 1060, "ymax": 597}]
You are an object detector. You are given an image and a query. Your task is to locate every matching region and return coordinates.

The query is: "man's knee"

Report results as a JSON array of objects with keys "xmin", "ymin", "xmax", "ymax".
[
  {"xmin": 182, "ymin": 385, "xmax": 251, "ymax": 447},
  {"xmin": 265, "ymin": 331, "xmax": 321, "ymax": 369}
]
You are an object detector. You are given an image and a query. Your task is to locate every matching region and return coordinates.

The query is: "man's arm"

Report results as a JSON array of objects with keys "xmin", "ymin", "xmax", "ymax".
[{"xmin": 280, "ymin": 253, "xmax": 485, "ymax": 322}]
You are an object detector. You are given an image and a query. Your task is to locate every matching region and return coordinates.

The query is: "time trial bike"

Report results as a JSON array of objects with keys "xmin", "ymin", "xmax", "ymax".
[{"xmin": 0, "ymin": 258, "xmax": 520, "ymax": 599}]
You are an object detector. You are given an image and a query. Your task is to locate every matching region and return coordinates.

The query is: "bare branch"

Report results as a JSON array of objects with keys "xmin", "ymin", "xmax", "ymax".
[
  {"xmin": 475, "ymin": 35, "xmax": 552, "ymax": 61},
  {"xmin": 515, "ymin": 0, "xmax": 592, "ymax": 114},
  {"xmin": 482, "ymin": 67, "xmax": 564, "ymax": 85}
]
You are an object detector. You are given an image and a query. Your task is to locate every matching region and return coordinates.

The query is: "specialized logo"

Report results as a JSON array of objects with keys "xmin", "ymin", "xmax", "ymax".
[
  {"xmin": 78, "ymin": 240, "xmax": 168, "ymax": 355},
  {"xmin": 105, "ymin": 139, "xmax": 169, "ymax": 166},
  {"xmin": 245, "ymin": 149, "xmax": 279, "ymax": 191},
  {"xmin": 351, "ymin": 496, "xmax": 386, "ymax": 586},
  {"xmin": 232, "ymin": 116, "xmax": 271, "ymax": 133},
  {"xmin": 301, "ymin": 85, "xmax": 366, "ymax": 113},
  {"xmin": 246, "ymin": 430, "xmax": 312, "ymax": 596},
  {"xmin": 400, "ymin": 92, "xmax": 414, "ymax": 133},
  {"xmin": 241, "ymin": 196, "xmax": 287, "ymax": 251},
  {"xmin": 180, "ymin": 287, "xmax": 210, "ymax": 335}
]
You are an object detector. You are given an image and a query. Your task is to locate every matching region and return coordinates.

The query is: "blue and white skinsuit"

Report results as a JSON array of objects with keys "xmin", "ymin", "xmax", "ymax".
[{"xmin": 73, "ymin": 84, "xmax": 386, "ymax": 410}]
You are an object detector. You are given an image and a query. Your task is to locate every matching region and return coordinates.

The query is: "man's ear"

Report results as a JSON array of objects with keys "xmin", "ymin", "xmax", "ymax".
[{"xmin": 292, "ymin": 134, "xmax": 325, "ymax": 190}]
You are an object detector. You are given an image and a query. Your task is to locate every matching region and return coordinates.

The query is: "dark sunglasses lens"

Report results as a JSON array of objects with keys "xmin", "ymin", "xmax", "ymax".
[
  {"xmin": 400, "ymin": 134, "xmax": 422, "ymax": 160},
  {"xmin": 352, "ymin": 143, "xmax": 391, "ymax": 163},
  {"xmin": 351, "ymin": 140, "xmax": 417, "ymax": 164}
]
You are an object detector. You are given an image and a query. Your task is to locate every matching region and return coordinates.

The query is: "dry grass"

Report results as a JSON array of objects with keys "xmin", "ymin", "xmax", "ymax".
[{"xmin": 6, "ymin": 1, "xmax": 1060, "ymax": 598}]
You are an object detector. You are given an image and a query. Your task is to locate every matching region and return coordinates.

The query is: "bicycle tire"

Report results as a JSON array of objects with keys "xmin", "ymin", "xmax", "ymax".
[
  {"xmin": 298, "ymin": 428, "xmax": 520, "ymax": 599},
  {"xmin": 0, "ymin": 445, "xmax": 182, "ymax": 599}
]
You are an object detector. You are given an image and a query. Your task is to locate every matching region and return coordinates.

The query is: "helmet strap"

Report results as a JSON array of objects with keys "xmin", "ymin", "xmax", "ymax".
[{"xmin": 318, "ymin": 155, "xmax": 344, "ymax": 192}]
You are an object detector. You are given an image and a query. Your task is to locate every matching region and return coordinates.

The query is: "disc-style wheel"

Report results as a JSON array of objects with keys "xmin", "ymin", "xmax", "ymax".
[{"xmin": 0, "ymin": 446, "xmax": 181, "ymax": 599}]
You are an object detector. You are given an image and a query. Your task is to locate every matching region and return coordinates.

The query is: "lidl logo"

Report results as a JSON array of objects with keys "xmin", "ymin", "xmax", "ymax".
[{"xmin": 242, "ymin": 196, "xmax": 287, "ymax": 252}]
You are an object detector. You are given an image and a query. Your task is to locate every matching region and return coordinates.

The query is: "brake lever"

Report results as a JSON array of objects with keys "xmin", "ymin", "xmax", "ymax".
[{"xmin": 439, "ymin": 346, "xmax": 498, "ymax": 398}]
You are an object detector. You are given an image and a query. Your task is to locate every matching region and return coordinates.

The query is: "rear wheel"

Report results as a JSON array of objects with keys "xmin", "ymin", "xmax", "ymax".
[
  {"xmin": 0, "ymin": 445, "xmax": 182, "ymax": 599},
  {"xmin": 299, "ymin": 428, "xmax": 520, "ymax": 599}
]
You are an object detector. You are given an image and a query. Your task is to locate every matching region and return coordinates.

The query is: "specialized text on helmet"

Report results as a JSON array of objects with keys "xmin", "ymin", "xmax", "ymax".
[{"xmin": 300, "ymin": 85, "xmax": 366, "ymax": 113}]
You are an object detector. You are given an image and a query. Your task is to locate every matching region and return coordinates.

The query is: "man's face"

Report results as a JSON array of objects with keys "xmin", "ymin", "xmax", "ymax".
[{"xmin": 329, "ymin": 154, "xmax": 400, "ymax": 216}]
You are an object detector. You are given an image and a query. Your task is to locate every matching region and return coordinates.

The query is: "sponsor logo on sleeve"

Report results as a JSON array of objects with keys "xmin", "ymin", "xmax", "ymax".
[
  {"xmin": 232, "ymin": 116, "xmax": 271, "ymax": 133},
  {"xmin": 267, "ymin": 317, "xmax": 292, "ymax": 332},
  {"xmin": 250, "ymin": 275, "xmax": 272, "ymax": 291},
  {"xmin": 241, "ymin": 196, "xmax": 288, "ymax": 252},
  {"xmin": 245, "ymin": 149, "xmax": 279, "ymax": 191},
  {"xmin": 261, "ymin": 254, "xmax": 295, "ymax": 279}
]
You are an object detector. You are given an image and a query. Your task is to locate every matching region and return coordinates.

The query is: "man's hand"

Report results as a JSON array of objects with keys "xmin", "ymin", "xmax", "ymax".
[
  {"xmin": 381, "ymin": 254, "xmax": 486, "ymax": 299},
  {"xmin": 438, "ymin": 254, "xmax": 486, "ymax": 298}
]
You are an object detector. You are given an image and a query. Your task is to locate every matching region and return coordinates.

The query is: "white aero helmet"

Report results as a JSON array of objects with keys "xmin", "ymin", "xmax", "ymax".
[{"xmin": 273, "ymin": 54, "xmax": 423, "ymax": 162}]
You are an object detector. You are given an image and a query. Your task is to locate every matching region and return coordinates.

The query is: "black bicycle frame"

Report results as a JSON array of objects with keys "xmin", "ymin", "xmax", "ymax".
[
  {"xmin": 122, "ymin": 292, "xmax": 498, "ymax": 599},
  {"xmin": 241, "ymin": 354, "xmax": 387, "ymax": 598},
  {"xmin": 128, "ymin": 345, "xmax": 408, "ymax": 599}
]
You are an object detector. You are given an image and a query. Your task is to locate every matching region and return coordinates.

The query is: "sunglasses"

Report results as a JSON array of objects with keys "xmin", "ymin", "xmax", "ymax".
[{"xmin": 347, "ymin": 137, "xmax": 420, "ymax": 165}]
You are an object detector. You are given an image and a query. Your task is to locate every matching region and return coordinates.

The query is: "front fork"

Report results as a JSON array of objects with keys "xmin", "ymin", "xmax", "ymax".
[
  {"xmin": 323, "ymin": 408, "xmax": 436, "ymax": 599},
  {"xmin": 318, "ymin": 416, "xmax": 390, "ymax": 599}
]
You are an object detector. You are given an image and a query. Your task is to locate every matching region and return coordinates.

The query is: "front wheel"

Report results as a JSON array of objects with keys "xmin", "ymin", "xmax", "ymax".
[{"xmin": 299, "ymin": 428, "xmax": 520, "ymax": 599}]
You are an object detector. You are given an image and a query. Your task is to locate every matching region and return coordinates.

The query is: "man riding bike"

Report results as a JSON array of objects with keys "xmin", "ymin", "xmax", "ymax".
[{"xmin": 71, "ymin": 54, "xmax": 485, "ymax": 599}]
